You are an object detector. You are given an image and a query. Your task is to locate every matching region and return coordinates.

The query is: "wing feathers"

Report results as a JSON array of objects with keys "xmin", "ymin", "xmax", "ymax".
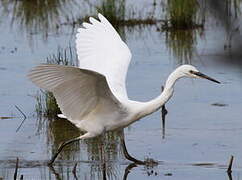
[
  {"xmin": 76, "ymin": 14, "xmax": 131, "ymax": 101},
  {"xmin": 89, "ymin": 17, "xmax": 102, "ymax": 25},
  {"xmin": 28, "ymin": 64, "xmax": 124, "ymax": 122}
]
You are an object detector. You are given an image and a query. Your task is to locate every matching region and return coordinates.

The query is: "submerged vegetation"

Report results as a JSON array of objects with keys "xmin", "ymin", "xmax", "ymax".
[
  {"xmin": 160, "ymin": 0, "xmax": 204, "ymax": 63},
  {"xmin": 165, "ymin": 29, "xmax": 201, "ymax": 64},
  {"xmin": 85, "ymin": 131, "xmax": 122, "ymax": 180},
  {"xmin": 35, "ymin": 90, "xmax": 60, "ymax": 119}
]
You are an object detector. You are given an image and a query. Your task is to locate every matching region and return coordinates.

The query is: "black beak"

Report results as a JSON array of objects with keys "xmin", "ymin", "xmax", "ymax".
[{"xmin": 192, "ymin": 71, "xmax": 220, "ymax": 84}]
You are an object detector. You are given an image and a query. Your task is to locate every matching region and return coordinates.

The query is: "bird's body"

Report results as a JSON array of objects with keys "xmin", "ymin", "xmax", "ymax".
[
  {"xmin": 29, "ymin": 63, "xmax": 176, "ymax": 137},
  {"xmin": 28, "ymin": 13, "xmax": 220, "ymax": 164}
]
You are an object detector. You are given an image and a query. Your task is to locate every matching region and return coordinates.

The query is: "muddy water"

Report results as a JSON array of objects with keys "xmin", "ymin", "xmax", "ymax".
[{"xmin": 1, "ymin": 0, "xmax": 242, "ymax": 179}]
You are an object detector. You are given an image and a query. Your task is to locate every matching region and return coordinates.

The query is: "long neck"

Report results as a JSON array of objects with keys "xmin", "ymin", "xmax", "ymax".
[{"xmin": 137, "ymin": 68, "xmax": 183, "ymax": 118}]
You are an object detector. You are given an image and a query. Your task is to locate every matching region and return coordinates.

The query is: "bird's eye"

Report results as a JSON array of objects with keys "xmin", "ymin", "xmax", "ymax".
[{"xmin": 189, "ymin": 70, "xmax": 194, "ymax": 74}]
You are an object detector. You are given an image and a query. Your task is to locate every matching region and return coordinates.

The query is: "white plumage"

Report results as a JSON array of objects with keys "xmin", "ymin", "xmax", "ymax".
[
  {"xmin": 76, "ymin": 13, "xmax": 131, "ymax": 100},
  {"xmin": 28, "ymin": 65, "xmax": 124, "ymax": 126},
  {"xmin": 28, "ymin": 13, "xmax": 220, "ymax": 164}
]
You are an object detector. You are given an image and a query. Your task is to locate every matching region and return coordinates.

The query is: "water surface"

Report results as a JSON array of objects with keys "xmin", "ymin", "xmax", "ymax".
[{"xmin": 0, "ymin": 0, "xmax": 242, "ymax": 179}]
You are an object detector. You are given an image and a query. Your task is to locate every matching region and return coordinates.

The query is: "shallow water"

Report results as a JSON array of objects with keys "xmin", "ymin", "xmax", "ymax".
[{"xmin": 1, "ymin": 0, "xmax": 242, "ymax": 179}]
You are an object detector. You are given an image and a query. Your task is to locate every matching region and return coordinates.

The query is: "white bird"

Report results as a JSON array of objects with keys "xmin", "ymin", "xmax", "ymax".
[{"xmin": 28, "ymin": 13, "xmax": 220, "ymax": 165}]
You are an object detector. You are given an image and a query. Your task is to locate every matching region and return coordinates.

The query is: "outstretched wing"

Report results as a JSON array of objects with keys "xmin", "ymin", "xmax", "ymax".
[
  {"xmin": 76, "ymin": 13, "xmax": 132, "ymax": 101},
  {"xmin": 28, "ymin": 64, "xmax": 127, "ymax": 122}
]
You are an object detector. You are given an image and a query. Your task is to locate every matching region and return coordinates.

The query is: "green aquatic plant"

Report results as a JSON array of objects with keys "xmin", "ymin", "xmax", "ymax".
[
  {"xmin": 162, "ymin": 0, "xmax": 205, "ymax": 64},
  {"xmin": 166, "ymin": 0, "xmax": 203, "ymax": 29},
  {"xmin": 35, "ymin": 90, "xmax": 61, "ymax": 119},
  {"xmin": 46, "ymin": 46, "xmax": 76, "ymax": 66},
  {"xmin": 0, "ymin": 0, "xmax": 80, "ymax": 41},
  {"xmin": 165, "ymin": 29, "xmax": 198, "ymax": 64}
]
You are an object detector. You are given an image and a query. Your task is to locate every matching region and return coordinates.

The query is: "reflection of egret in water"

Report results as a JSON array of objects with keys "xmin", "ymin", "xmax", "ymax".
[{"xmin": 0, "ymin": 0, "xmax": 79, "ymax": 41}]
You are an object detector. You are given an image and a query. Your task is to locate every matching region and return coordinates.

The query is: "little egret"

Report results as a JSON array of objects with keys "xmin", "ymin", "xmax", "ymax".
[{"xmin": 28, "ymin": 13, "xmax": 220, "ymax": 165}]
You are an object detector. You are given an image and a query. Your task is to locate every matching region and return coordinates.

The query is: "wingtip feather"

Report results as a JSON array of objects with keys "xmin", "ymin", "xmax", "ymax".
[
  {"xmin": 98, "ymin": 13, "xmax": 106, "ymax": 22},
  {"xmin": 97, "ymin": 13, "xmax": 102, "ymax": 18},
  {"xmin": 82, "ymin": 22, "xmax": 92, "ymax": 28},
  {"xmin": 89, "ymin": 17, "xmax": 99, "ymax": 24}
]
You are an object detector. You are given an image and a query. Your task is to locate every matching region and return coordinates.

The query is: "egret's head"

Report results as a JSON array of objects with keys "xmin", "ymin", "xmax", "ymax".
[{"xmin": 178, "ymin": 65, "xmax": 220, "ymax": 83}]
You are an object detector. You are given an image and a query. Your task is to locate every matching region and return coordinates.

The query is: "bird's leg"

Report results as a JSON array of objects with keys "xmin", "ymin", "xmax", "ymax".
[
  {"xmin": 119, "ymin": 131, "xmax": 145, "ymax": 165},
  {"xmin": 48, "ymin": 132, "xmax": 95, "ymax": 165},
  {"xmin": 123, "ymin": 163, "xmax": 137, "ymax": 180},
  {"xmin": 48, "ymin": 137, "xmax": 80, "ymax": 165},
  {"xmin": 100, "ymin": 135, "xmax": 107, "ymax": 180},
  {"xmin": 49, "ymin": 164, "xmax": 62, "ymax": 180},
  {"xmin": 161, "ymin": 86, "xmax": 168, "ymax": 139}
]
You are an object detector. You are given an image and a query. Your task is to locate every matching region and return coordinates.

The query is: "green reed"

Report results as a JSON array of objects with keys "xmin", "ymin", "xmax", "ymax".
[{"xmin": 166, "ymin": 0, "xmax": 202, "ymax": 29}]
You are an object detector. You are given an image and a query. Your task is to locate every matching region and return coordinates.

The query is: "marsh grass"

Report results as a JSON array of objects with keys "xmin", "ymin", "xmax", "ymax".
[
  {"xmin": 95, "ymin": 0, "xmax": 161, "ymax": 27},
  {"xmin": 165, "ymin": 29, "xmax": 200, "ymax": 64},
  {"xmin": 160, "ymin": 0, "xmax": 206, "ymax": 64},
  {"xmin": 68, "ymin": 15, "xmax": 158, "ymax": 28},
  {"xmin": 0, "ymin": 0, "xmax": 79, "ymax": 41},
  {"xmin": 62, "ymin": 0, "xmax": 159, "ymax": 30},
  {"xmin": 35, "ymin": 90, "xmax": 61, "ymax": 119},
  {"xmin": 164, "ymin": 0, "xmax": 204, "ymax": 30}
]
